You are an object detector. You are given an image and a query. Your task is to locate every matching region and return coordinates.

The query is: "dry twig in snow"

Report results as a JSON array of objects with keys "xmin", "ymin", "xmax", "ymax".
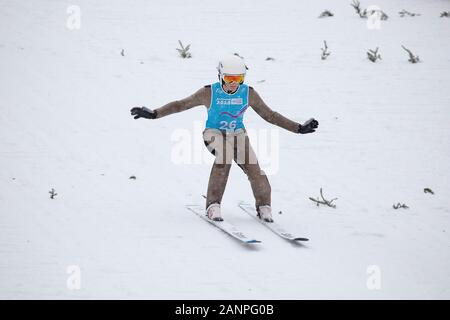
[
  {"xmin": 321, "ymin": 40, "xmax": 331, "ymax": 60},
  {"xmin": 309, "ymin": 188, "xmax": 338, "ymax": 208},
  {"xmin": 401, "ymin": 45, "xmax": 420, "ymax": 63}
]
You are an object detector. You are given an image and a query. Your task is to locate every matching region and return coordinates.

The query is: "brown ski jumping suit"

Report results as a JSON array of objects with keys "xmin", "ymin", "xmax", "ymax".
[{"xmin": 153, "ymin": 85, "xmax": 300, "ymax": 210}]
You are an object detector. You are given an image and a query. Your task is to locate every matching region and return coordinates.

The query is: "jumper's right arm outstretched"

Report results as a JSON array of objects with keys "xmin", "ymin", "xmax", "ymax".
[{"xmin": 130, "ymin": 86, "xmax": 210, "ymax": 120}]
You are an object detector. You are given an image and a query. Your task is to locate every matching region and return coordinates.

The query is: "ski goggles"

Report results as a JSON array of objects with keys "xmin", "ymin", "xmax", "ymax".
[{"xmin": 222, "ymin": 74, "xmax": 245, "ymax": 84}]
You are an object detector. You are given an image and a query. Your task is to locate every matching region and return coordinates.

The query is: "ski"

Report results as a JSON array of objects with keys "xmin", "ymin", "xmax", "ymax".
[
  {"xmin": 186, "ymin": 204, "xmax": 261, "ymax": 244},
  {"xmin": 238, "ymin": 202, "xmax": 309, "ymax": 242}
]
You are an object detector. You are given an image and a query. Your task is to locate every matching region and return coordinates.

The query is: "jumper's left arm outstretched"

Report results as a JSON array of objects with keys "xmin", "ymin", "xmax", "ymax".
[{"xmin": 249, "ymin": 87, "xmax": 318, "ymax": 134}]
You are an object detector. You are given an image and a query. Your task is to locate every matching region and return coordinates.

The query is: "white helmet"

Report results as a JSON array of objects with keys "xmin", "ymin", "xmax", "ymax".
[{"xmin": 217, "ymin": 55, "xmax": 247, "ymax": 82}]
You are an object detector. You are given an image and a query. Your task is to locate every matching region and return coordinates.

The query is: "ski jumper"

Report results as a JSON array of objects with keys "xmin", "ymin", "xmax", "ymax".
[
  {"xmin": 153, "ymin": 83, "xmax": 300, "ymax": 210},
  {"xmin": 202, "ymin": 82, "xmax": 270, "ymax": 209}
]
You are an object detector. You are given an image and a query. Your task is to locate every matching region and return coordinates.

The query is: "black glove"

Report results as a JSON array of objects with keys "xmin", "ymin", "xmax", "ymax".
[
  {"xmin": 298, "ymin": 118, "xmax": 319, "ymax": 134},
  {"xmin": 130, "ymin": 107, "xmax": 157, "ymax": 119}
]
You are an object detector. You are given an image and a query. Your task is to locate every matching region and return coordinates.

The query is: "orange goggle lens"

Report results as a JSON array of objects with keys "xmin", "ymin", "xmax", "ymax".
[{"xmin": 223, "ymin": 74, "xmax": 245, "ymax": 84}]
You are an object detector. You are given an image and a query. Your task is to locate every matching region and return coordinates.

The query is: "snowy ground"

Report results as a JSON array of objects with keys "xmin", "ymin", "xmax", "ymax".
[{"xmin": 1, "ymin": 0, "xmax": 449, "ymax": 299}]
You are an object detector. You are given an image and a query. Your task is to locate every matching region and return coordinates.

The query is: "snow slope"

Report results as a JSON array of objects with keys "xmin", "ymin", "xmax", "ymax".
[{"xmin": 1, "ymin": 0, "xmax": 449, "ymax": 299}]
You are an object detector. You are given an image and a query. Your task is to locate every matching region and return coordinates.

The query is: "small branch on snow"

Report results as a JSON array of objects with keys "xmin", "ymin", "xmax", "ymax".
[
  {"xmin": 399, "ymin": 9, "xmax": 421, "ymax": 17},
  {"xmin": 367, "ymin": 47, "xmax": 381, "ymax": 62},
  {"xmin": 393, "ymin": 203, "xmax": 409, "ymax": 210},
  {"xmin": 121, "ymin": 49, "xmax": 125, "ymax": 56},
  {"xmin": 321, "ymin": 40, "xmax": 331, "ymax": 60},
  {"xmin": 351, "ymin": 1, "xmax": 388, "ymax": 20},
  {"xmin": 319, "ymin": 10, "xmax": 334, "ymax": 18},
  {"xmin": 176, "ymin": 40, "xmax": 192, "ymax": 58},
  {"xmin": 309, "ymin": 188, "xmax": 338, "ymax": 208},
  {"xmin": 440, "ymin": 11, "xmax": 449, "ymax": 18},
  {"xmin": 265, "ymin": 57, "xmax": 275, "ymax": 61},
  {"xmin": 351, "ymin": 0, "xmax": 365, "ymax": 18},
  {"xmin": 369, "ymin": 8, "xmax": 388, "ymax": 21},
  {"xmin": 424, "ymin": 188, "xmax": 434, "ymax": 195},
  {"xmin": 49, "ymin": 188, "xmax": 58, "ymax": 199},
  {"xmin": 401, "ymin": 45, "xmax": 420, "ymax": 63}
]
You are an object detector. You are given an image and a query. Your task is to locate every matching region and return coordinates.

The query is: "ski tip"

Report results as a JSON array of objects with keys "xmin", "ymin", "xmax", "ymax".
[{"xmin": 246, "ymin": 239, "xmax": 262, "ymax": 244}]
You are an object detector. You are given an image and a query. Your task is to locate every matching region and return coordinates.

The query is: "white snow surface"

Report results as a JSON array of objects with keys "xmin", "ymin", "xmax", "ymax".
[{"xmin": 1, "ymin": 0, "xmax": 449, "ymax": 299}]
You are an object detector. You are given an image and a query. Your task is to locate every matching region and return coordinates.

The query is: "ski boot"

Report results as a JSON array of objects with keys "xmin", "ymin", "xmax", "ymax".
[
  {"xmin": 206, "ymin": 203, "xmax": 223, "ymax": 221},
  {"xmin": 257, "ymin": 205, "xmax": 274, "ymax": 223}
]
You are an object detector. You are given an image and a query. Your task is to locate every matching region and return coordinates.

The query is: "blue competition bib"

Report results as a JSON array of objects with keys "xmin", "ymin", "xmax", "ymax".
[{"xmin": 205, "ymin": 82, "xmax": 249, "ymax": 132}]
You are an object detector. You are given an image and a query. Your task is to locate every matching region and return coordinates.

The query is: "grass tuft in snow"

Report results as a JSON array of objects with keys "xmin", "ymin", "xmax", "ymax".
[
  {"xmin": 318, "ymin": 10, "xmax": 334, "ymax": 18},
  {"xmin": 367, "ymin": 47, "xmax": 381, "ymax": 62},
  {"xmin": 176, "ymin": 40, "xmax": 192, "ymax": 58},
  {"xmin": 49, "ymin": 188, "xmax": 57, "ymax": 199}
]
